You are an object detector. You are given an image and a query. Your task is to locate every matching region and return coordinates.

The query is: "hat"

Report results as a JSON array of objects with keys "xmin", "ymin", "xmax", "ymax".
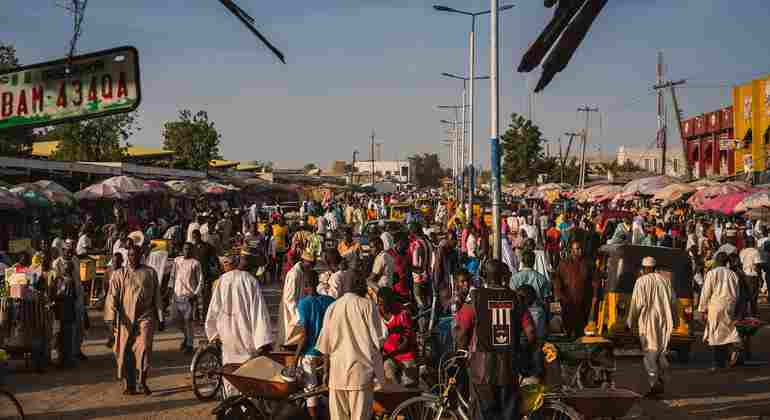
[
  {"xmin": 642, "ymin": 256, "xmax": 656, "ymax": 267},
  {"xmin": 301, "ymin": 250, "xmax": 316, "ymax": 263},
  {"xmin": 128, "ymin": 230, "xmax": 145, "ymax": 246},
  {"xmin": 219, "ymin": 255, "xmax": 236, "ymax": 265},
  {"xmin": 63, "ymin": 239, "xmax": 75, "ymax": 250}
]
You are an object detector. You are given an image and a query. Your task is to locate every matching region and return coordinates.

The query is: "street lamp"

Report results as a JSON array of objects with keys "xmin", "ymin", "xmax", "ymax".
[
  {"xmin": 440, "ymin": 73, "xmax": 490, "ymax": 204},
  {"xmin": 434, "ymin": 3, "xmax": 514, "ymax": 232},
  {"xmin": 440, "ymin": 118, "xmax": 461, "ymax": 200}
]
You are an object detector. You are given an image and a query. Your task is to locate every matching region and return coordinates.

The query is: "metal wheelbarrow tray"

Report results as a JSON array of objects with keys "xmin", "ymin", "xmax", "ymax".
[{"xmin": 560, "ymin": 388, "xmax": 640, "ymax": 419}]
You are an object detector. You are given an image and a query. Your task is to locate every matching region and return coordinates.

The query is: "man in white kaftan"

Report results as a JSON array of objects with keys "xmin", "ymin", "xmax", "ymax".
[
  {"xmin": 316, "ymin": 280, "xmax": 385, "ymax": 420},
  {"xmin": 277, "ymin": 251, "xmax": 315, "ymax": 348},
  {"xmin": 205, "ymin": 256, "xmax": 273, "ymax": 396},
  {"xmin": 626, "ymin": 257, "xmax": 676, "ymax": 398},
  {"xmin": 698, "ymin": 253, "xmax": 741, "ymax": 371}
]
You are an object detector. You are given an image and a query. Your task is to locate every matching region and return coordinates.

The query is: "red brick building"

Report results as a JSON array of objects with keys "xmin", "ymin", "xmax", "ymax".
[{"xmin": 681, "ymin": 106, "xmax": 735, "ymax": 178}]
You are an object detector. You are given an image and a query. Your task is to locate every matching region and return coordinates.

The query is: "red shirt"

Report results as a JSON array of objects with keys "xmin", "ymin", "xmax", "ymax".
[{"xmin": 383, "ymin": 309, "xmax": 416, "ymax": 363}]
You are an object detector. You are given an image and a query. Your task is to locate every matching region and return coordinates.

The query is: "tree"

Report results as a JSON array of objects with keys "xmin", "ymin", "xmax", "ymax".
[
  {"xmin": 0, "ymin": 42, "xmax": 35, "ymax": 156},
  {"xmin": 44, "ymin": 112, "xmax": 138, "ymax": 161},
  {"xmin": 500, "ymin": 113, "xmax": 547, "ymax": 183},
  {"xmin": 303, "ymin": 163, "xmax": 318, "ymax": 173},
  {"xmin": 162, "ymin": 110, "xmax": 222, "ymax": 171},
  {"xmin": 409, "ymin": 153, "xmax": 444, "ymax": 188}
]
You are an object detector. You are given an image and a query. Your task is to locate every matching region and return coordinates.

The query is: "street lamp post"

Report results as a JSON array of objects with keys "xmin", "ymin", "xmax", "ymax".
[
  {"xmin": 440, "ymin": 118, "xmax": 461, "ymax": 200},
  {"xmin": 438, "ymin": 106, "xmax": 465, "ymax": 200},
  {"xmin": 441, "ymin": 73, "xmax": 490, "ymax": 209},
  {"xmin": 434, "ymin": 3, "xmax": 514, "ymax": 258}
]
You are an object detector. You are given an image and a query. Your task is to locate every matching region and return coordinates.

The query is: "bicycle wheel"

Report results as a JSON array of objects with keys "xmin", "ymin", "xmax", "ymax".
[
  {"xmin": 389, "ymin": 395, "xmax": 460, "ymax": 420},
  {"xmin": 191, "ymin": 345, "xmax": 222, "ymax": 401},
  {"xmin": 0, "ymin": 390, "xmax": 24, "ymax": 420},
  {"xmin": 530, "ymin": 401, "xmax": 583, "ymax": 420}
]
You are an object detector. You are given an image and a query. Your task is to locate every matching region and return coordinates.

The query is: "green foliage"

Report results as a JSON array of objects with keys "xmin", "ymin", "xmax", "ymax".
[
  {"xmin": 303, "ymin": 163, "xmax": 318, "ymax": 173},
  {"xmin": 0, "ymin": 42, "xmax": 35, "ymax": 156},
  {"xmin": 500, "ymin": 113, "xmax": 547, "ymax": 183},
  {"xmin": 162, "ymin": 110, "xmax": 222, "ymax": 171},
  {"xmin": 409, "ymin": 153, "xmax": 445, "ymax": 188},
  {"xmin": 45, "ymin": 112, "xmax": 138, "ymax": 161}
]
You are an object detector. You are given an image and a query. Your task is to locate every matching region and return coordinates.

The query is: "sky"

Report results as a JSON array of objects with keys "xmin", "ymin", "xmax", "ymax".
[{"xmin": 4, "ymin": 0, "xmax": 770, "ymax": 169}]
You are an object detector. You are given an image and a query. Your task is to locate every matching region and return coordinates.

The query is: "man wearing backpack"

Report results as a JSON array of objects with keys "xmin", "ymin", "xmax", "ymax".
[{"xmin": 455, "ymin": 259, "xmax": 535, "ymax": 420}]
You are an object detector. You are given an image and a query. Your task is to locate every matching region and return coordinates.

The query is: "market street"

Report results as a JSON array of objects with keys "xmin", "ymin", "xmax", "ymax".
[{"xmin": 6, "ymin": 295, "xmax": 770, "ymax": 420}]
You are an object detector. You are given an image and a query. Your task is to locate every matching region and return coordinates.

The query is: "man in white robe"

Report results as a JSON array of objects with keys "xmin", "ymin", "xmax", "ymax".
[
  {"xmin": 699, "ymin": 252, "xmax": 741, "ymax": 372},
  {"xmin": 205, "ymin": 255, "xmax": 273, "ymax": 396},
  {"xmin": 316, "ymin": 276, "xmax": 385, "ymax": 420},
  {"xmin": 626, "ymin": 257, "xmax": 676, "ymax": 398},
  {"xmin": 277, "ymin": 250, "xmax": 315, "ymax": 348}
]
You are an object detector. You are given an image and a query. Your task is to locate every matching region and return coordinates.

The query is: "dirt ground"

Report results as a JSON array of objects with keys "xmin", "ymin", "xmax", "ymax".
[{"xmin": 7, "ymin": 291, "xmax": 770, "ymax": 420}]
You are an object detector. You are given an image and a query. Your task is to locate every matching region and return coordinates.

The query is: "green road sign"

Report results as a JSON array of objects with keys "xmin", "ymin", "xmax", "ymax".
[{"xmin": 0, "ymin": 46, "xmax": 141, "ymax": 130}]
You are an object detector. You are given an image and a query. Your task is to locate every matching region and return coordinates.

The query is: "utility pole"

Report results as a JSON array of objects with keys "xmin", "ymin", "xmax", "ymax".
[
  {"xmin": 370, "ymin": 130, "xmax": 376, "ymax": 184},
  {"xmin": 563, "ymin": 132, "xmax": 580, "ymax": 184},
  {"xmin": 656, "ymin": 51, "xmax": 667, "ymax": 176},
  {"xmin": 653, "ymin": 79, "xmax": 688, "ymax": 179},
  {"xmin": 577, "ymin": 106, "xmax": 599, "ymax": 189},
  {"xmin": 350, "ymin": 150, "xmax": 358, "ymax": 184}
]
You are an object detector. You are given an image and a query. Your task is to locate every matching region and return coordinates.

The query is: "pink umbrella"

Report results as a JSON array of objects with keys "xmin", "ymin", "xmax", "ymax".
[
  {"xmin": 75, "ymin": 183, "xmax": 131, "ymax": 201},
  {"xmin": 101, "ymin": 175, "xmax": 146, "ymax": 194},
  {"xmin": 697, "ymin": 191, "xmax": 755, "ymax": 215},
  {"xmin": 687, "ymin": 182, "xmax": 754, "ymax": 209}
]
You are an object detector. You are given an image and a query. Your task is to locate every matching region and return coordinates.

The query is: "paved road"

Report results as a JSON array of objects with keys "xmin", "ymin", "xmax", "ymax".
[{"xmin": 7, "ymin": 289, "xmax": 770, "ymax": 419}]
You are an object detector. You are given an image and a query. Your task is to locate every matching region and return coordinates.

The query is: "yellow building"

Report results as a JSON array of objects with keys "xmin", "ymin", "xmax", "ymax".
[{"xmin": 733, "ymin": 74, "xmax": 770, "ymax": 175}]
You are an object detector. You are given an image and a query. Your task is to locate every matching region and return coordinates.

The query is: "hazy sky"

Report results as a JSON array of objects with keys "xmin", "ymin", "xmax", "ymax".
[{"xmin": 5, "ymin": 0, "xmax": 770, "ymax": 168}]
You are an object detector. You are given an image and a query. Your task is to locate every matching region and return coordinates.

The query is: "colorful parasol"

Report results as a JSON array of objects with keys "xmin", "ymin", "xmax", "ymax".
[
  {"xmin": 165, "ymin": 180, "xmax": 202, "ymax": 196},
  {"xmin": 143, "ymin": 180, "xmax": 171, "ymax": 194},
  {"xmin": 10, "ymin": 186, "xmax": 52, "ymax": 208},
  {"xmin": 0, "ymin": 187, "xmax": 25, "ymax": 210},
  {"xmin": 622, "ymin": 176, "xmax": 677, "ymax": 196},
  {"xmin": 734, "ymin": 191, "xmax": 770, "ymax": 213},
  {"xmin": 574, "ymin": 184, "xmax": 622, "ymax": 203},
  {"xmin": 687, "ymin": 182, "xmax": 754, "ymax": 209},
  {"xmin": 101, "ymin": 175, "xmax": 147, "ymax": 194},
  {"xmin": 696, "ymin": 191, "xmax": 755, "ymax": 215},
  {"xmin": 75, "ymin": 183, "xmax": 131, "ymax": 201},
  {"xmin": 32, "ymin": 180, "xmax": 75, "ymax": 206},
  {"xmin": 652, "ymin": 183, "xmax": 696, "ymax": 204},
  {"xmin": 199, "ymin": 181, "xmax": 239, "ymax": 195}
]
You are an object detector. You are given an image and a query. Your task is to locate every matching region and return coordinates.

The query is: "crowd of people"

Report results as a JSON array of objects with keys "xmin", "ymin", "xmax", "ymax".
[{"xmin": 3, "ymin": 190, "xmax": 767, "ymax": 419}]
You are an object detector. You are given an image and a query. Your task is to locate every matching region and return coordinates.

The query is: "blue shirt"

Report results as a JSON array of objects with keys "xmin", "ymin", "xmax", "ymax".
[
  {"xmin": 509, "ymin": 268, "xmax": 552, "ymax": 304},
  {"xmin": 298, "ymin": 294, "xmax": 335, "ymax": 356}
]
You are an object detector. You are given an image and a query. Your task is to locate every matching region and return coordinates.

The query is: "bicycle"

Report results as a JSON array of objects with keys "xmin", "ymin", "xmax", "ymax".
[
  {"xmin": 0, "ymin": 352, "xmax": 24, "ymax": 420},
  {"xmin": 389, "ymin": 350, "xmax": 582, "ymax": 420},
  {"xmin": 191, "ymin": 340, "xmax": 223, "ymax": 401}
]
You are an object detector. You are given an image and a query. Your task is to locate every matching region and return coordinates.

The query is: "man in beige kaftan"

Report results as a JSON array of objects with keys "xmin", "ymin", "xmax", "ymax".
[
  {"xmin": 277, "ymin": 250, "xmax": 315, "ymax": 348},
  {"xmin": 626, "ymin": 257, "xmax": 676, "ymax": 398},
  {"xmin": 104, "ymin": 245, "xmax": 164, "ymax": 395},
  {"xmin": 699, "ymin": 252, "xmax": 741, "ymax": 371}
]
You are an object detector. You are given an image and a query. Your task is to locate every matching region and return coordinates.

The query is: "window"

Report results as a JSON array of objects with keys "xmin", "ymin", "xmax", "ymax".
[
  {"xmin": 652, "ymin": 159, "xmax": 658, "ymax": 172},
  {"xmin": 673, "ymin": 159, "xmax": 679, "ymax": 172}
]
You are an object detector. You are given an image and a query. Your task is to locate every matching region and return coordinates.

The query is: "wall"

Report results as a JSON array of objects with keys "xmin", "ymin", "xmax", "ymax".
[{"xmin": 733, "ymin": 75, "xmax": 770, "ymax": 176}]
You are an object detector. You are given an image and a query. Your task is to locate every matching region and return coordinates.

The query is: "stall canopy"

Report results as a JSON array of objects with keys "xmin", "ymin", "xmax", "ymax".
[
  {"xmin": 75, "ymin": 183, "xmax": 131, "ymax": 201},
  {"xmin": 697, "ymin": 191, "xmax": 756, "ymax": 215},
  {"xmin": 651, "ymin": 183, "xmax": 696, "ymax": 204},
  {"xmin": 622, "ymin": 176, "xmax": 677, "ymax": 196},
  {"xmin": 687, "ymin": 182, "xmax": 754, "ymax": 209},
  {"xmin": 734, "ymin": 191, "xmax": 770, "ymax": 213},
  {"xmin": 0, "ymin": 187, "xmax": 25, "ymax": 210}
]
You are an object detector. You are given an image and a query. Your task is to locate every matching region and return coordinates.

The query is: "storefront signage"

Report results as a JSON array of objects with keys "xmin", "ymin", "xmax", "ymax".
[
  {"xmin": 0, "ymin": 46, "xmax": 141, "ymax": 130},
  {"xmin": 720, "ymin": 139, "xmax": 737, "ymax": 150}
]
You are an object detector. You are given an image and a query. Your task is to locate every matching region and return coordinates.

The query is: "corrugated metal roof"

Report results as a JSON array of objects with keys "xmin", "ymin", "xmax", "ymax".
[{"xmin": 31, "ymin": 141, "xmax": 174, "ymax": 158}]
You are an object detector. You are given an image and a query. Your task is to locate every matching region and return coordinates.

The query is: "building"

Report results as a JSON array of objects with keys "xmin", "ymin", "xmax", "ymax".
[
  {"xmin": 616, "ymin": 146, "xmax": 686, "ymax": 178},
  {"xmin": 353, "ymin": 160, "xmax": 409, "ymax": 183},
  {"xmin": 31, "ymin": 140, "xmax": 175, "ymax": 164},
  {"xmin": 681, "ymin": 106, "xmax": 735, "ymax": 178},
  {"xmin": 732, "ymin": 74, "xmax": 770, "ymax": 177}
]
